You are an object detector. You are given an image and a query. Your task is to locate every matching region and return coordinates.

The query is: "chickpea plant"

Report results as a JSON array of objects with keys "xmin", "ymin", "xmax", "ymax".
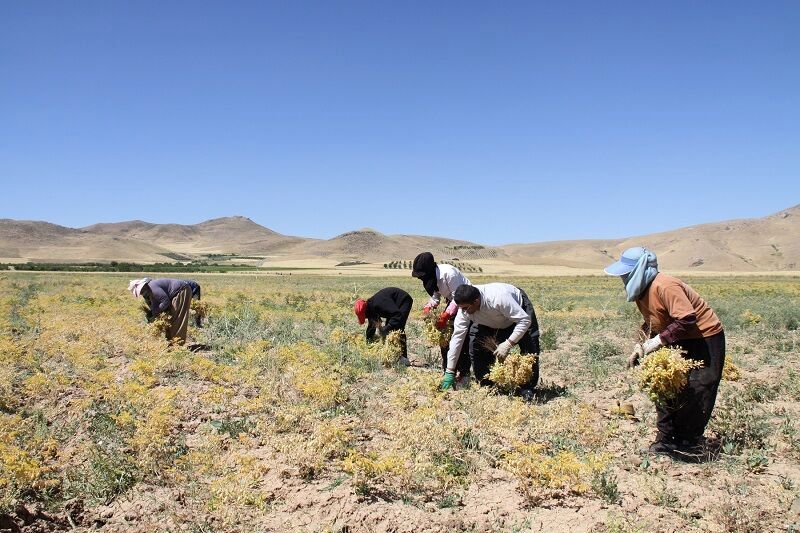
[
  {"xmin": 637, "ymin": 347, "xmax": 703, "ymax": 405},
  {"xmin": 488, "ymin": 353, "xmax": 537, "ymax": 391}
]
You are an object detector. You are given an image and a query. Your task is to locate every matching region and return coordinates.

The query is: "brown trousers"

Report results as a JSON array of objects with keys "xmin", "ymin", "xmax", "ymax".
[{"xmin": 167, "ymin": 286, "xmax": 192, "ymax": 344}]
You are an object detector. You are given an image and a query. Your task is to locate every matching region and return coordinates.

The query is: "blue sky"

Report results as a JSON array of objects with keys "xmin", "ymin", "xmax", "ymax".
[{"xmin": 1, "ymin": 1, "xmax": 798, "ymax": 245}]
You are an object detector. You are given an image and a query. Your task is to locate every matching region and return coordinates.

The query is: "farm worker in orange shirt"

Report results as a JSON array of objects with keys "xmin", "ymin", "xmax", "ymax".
[{"xmin": 605, "ymin": 247, "xmax": 726, "ymax": 461}]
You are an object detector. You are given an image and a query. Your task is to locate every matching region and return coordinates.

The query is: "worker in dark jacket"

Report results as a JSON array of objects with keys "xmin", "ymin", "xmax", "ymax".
[
  {"xmin": 354, "ymin": 287, "xmax": 413, "ymax": 360},
  {"xmin": 605, "ymin": 247, "xmax": 725, "ymax": 460},
  {"xmin": 128, "ymin": 278, "xmax": 192, "ymax": 344}
]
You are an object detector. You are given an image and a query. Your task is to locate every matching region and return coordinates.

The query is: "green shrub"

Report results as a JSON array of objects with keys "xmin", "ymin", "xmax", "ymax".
[{"xmin": 711, "ymin": 394, "xmax": 771, "ymax": 453}]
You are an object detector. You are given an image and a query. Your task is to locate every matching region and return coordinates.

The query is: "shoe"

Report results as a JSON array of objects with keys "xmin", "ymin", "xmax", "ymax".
[
  {"xmin": 519, "ymin": 388, "xmax": 535, "ymax": 401},
  {"xmin": 646, "ymin": 438, "xmax": 705, "ymax": 462},
  {"xmin": 397, "ymin": 356, "xmax": 410, "ymax": 367},
  {"xmin": 647, "ymin": 440, "xmax": 678, "ymax": 455},
  {"xmin": 455, "ymin": 374, "xmax": 472, "ymax": 390},
  {"xmin": 670, "ymin": 438, "xmax": 705, "ymax": 463}
]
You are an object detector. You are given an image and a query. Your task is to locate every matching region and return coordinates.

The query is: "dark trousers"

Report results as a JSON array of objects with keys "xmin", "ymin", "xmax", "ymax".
[
  {"xmin": 472, "ymin": 289, "xmax": 540, "ymax": 389},
  {"xmin": 441, "ymin": 320, "xmax": 474, "ymax": 377},
  {"xmin": 656, "ymin": 331, "xmax": 725, "ymax": 443}
]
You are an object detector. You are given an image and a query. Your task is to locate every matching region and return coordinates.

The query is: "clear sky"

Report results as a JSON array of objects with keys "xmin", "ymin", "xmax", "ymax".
[{"xmin": 1, "ymin": 1, "xmax": 798, "ymax": 245}]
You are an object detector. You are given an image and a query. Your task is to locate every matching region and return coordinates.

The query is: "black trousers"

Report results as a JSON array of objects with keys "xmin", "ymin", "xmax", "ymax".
[
  {"xmin": 440, "ymin": 320, "xmax": 474, "ymax": 377},
  {"xmin": 656, "ymin": 330, "xmax": 726, "ymax": 443},
  {"xmin": 390, "ymin": 301, "xmax": 413, "ymax": 359},
  {"xmin": 391, "ymin": 303, "xmax": 412, "ymax": 359},
  {"xmin": 472, "ymin": 289, "xmax": 540, "ymax": 388}
]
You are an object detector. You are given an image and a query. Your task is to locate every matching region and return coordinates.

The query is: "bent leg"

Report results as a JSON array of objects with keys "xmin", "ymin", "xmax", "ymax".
[{"xmin": 168, "ymin": 286, "xmax": 191, "ymax": 345}]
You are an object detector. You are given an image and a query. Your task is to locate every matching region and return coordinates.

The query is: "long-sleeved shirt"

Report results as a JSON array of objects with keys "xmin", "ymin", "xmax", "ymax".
[
  {"xmin": 426, "ymin": 264, "xmax": 471, "ymax": 315},
  {"xmin": 446, "ymin": 283, "xmax": 532, "ymax": 370},
  {"xmin": 636, "ymin": 273, "xmax": 723, "ymax": 344},
  {"xmin": 365, "ymin": 287, "xmax": 413, "ymax": 339},
  {"xmin": 143, "ymin": 278, "xmax": 189, "ymax": 317}
]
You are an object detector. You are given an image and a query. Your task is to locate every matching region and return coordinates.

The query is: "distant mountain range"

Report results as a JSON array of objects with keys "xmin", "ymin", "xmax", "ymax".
[{"xmin": 1, "ymin": 205, "xmax": 798, "ymax": 271}]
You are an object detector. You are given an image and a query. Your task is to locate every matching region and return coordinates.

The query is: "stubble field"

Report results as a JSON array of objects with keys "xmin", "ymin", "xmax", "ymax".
[{"xmin": 1, "ymin": 272, "xmax": 799, "ymax": 532}]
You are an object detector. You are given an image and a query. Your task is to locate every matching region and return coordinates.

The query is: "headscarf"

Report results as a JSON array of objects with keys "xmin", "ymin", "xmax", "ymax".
[
  {"xmin": 622, "ymin": 248, "xmax": 659, "ymax": 301},
  {"xmin": 128, "ymin": 277, "xmax": 151, "ymax": 298},
  {"xmin": 411, "ymin": 252, "xmax": 438, "ymax": 296},
  {"xmin": 354, "ymin": 299, "xmax": 368, "ymax": 324}
]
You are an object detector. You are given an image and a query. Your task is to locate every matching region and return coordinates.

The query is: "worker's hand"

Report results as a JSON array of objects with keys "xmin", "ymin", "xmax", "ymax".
[
  {"xmin": 493, "ymin": 340, "xmax": 513, "ymax": 362},
  {"xmin": 435, "ymin": 311, "xmax": 450, "ymax": 330},
  {"xmin": 642, "ymin": 335, "xmax": 663, "ymax": 355},
  {"xmin": 628, "ymin": 344, "xmax": 644, "ymax": 369},
  {"xmin": 422, "ymin": 305, "xmax": 432, "ymax": 315},
  {"xmin": 439, "ymin": 371, "xmax": 456, "ymax": 391}
]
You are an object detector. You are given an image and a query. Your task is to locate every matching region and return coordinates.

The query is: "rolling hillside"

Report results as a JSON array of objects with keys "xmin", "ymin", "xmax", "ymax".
[{"xmin": 1, "ymin": 205, "xmax": 798, "ymax": 271}]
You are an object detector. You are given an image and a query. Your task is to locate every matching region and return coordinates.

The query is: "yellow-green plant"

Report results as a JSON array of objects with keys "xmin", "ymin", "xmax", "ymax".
[
  {"xmin": 488, "ymin": 353, "xmax": 537, "ymax": 391},
  {"xmin": 149, "ymin": 313, "xmax": 172, "ymax": 337},
  {"xmin": 341, "ymin": 450, "xmax": 409, "ymax": 496},
  {"xmin": 502, "ymin": 442, "xmax": 608, "ymax": 496},
  {"xmin": 722, "ymin": 359, "xmax": 742, "ymax": 381},
  {"xmin": 422, "ymin": 312, "xmax": 452, "ymax": 348},
  {"xmin": 637, "ymin": 348, "xmax": 703, "ymax": 405},
  {"xmin": 191, "ymin": 300, "xmax": 209, "ymax": 320},
  {"xmin": 375, "ymin": 330, "xmax": 405, "ymax": 367}
]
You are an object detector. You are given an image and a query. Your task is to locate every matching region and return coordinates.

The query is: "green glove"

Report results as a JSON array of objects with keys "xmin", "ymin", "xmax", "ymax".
[{"xmin": 439, "ymin": 371, "xmax": 455, "ymax": 391}]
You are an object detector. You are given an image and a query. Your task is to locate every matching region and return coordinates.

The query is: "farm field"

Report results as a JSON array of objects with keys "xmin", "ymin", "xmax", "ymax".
[{"xmin": 1, "ymin": 272, "xmax": 799, "ymax": 532}]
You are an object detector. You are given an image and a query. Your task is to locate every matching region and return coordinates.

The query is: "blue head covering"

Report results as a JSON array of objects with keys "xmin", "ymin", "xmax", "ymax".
[{"xmin": 604, "ymin": 247, "xmax": 658, "ymax": 302}]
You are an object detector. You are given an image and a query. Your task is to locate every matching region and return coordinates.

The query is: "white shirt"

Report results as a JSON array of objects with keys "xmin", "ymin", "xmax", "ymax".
[
  {"xmin": 427, "ymin": 263, "xmax": 471, "ymax": 309},
  {"xmin": 446, "ymin": 283, "xmax": 532, "ymax": 371}
]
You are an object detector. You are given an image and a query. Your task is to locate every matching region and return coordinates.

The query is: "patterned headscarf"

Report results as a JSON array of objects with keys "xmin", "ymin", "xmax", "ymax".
[{"xmin": 127, "ymin": 277, "xmax": 151, "ymax": 298}]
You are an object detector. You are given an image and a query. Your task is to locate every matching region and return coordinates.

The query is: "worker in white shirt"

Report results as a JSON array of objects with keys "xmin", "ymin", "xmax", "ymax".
[
  {"xmin": 440, "ymin": 283, "xmax": 540, "ymax": 394},
  {"xmin": 411, "ymin": 252, "xmax": 473, "ymax": 384}
]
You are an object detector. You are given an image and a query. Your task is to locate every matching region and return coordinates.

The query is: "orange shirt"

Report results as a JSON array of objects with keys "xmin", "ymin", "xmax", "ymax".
[{"xmin": 636, "ymin": 274, "xmax": 723, "ymax": 340}]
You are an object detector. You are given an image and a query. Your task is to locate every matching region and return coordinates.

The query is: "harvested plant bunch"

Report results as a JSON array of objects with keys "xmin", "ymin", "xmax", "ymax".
[
  {"xmin": 375, "ymin": 330, "xmax": 405, "ymax": 367},
  {"xmin": 422, "ymin": 312, "xmax": 452, "ymax": 348},
  {"xmin": 637, "ymin": 347, "xmax": 702, "ymax": 405},
  {"xmin": 488, "ymin": 353, "xmax": 537, "ymax": 391},
  {"xmin": 191, "ymin": 300, "xmax": 209, "ymax": 320},
  {"xmin": 330, "ymin": 327, "xmax": 403, "ymax": 367},
  {"xmin": 149, "ymin": 313, "xmax": 172, "ymax": 337}
]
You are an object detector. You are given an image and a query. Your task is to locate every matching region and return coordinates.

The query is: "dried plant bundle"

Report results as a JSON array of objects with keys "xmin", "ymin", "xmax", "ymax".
[
  {"xmin": 488, "ymin": 353, "xmax": 537, "ymax": 391},
  {"xmin": 637, "ymin": 347, "xmax": 703, "ymax": 405}
]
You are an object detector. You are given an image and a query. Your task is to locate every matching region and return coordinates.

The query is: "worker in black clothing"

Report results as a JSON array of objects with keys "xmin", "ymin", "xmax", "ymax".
[{"xmin": 354, "ymin": 287, "xmax": 413, "ymax": 360}]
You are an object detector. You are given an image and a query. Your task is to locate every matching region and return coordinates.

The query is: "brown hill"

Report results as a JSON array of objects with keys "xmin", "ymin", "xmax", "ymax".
[
  {"xmin": 83, "ymin": 216, "xmax": 307, "ymax": 255},
  {"xmin": 0, "ymin": 219, "xmax": 184, "ymax": 263},
  {"xmin": 1, "ymin": 205, "xmax": 798, "ymax": 271},
  {"xmin": 503, "ymin": 204, "xmax": 800, "ymax": 271},
  {"xmin": 292, "ymin": 228, "xmax": 500, "ymax": 262}
]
